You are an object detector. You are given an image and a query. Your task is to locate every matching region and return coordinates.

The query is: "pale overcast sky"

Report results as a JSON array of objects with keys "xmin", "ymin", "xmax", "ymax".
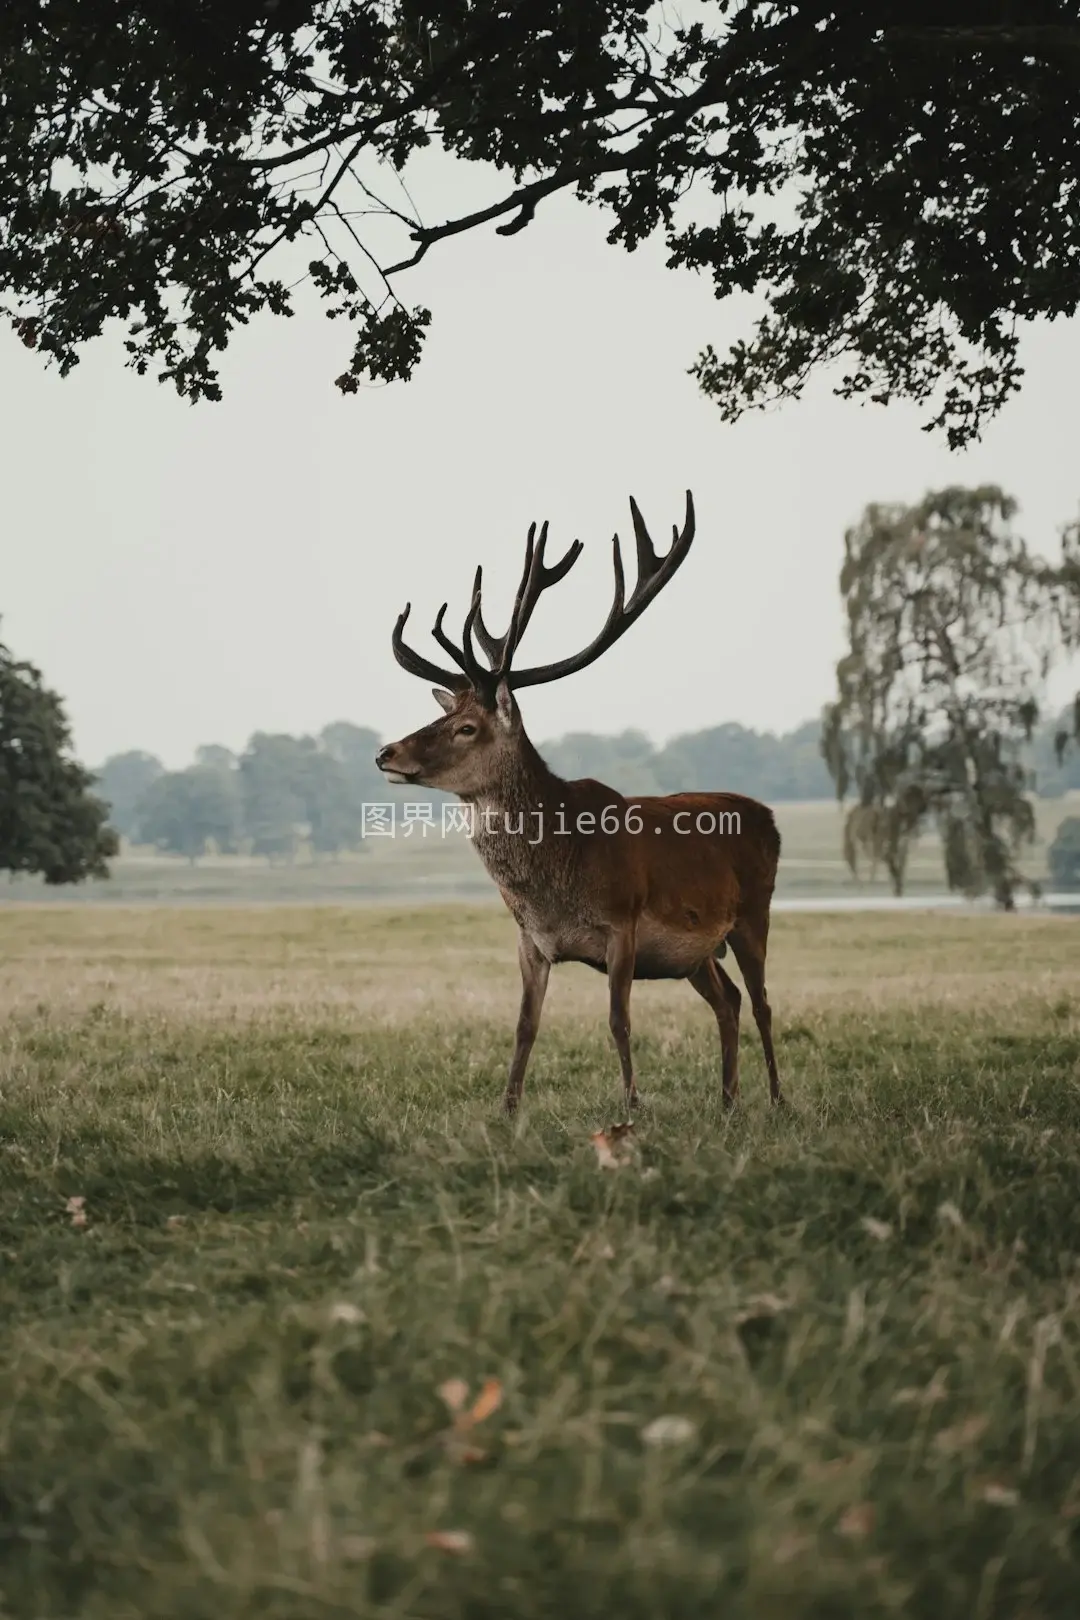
[{"xmin": 4, "ymin": 151, "xmax": 1079, "ymax": 769}]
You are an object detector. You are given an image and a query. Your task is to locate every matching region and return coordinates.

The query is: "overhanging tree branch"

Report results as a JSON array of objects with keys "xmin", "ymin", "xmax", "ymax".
[{"xmin": 3, "ymin": 2, "xmax": 1080, "ymax": 437}]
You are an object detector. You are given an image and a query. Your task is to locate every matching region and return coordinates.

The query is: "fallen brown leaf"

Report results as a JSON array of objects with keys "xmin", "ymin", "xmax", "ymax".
[
  {"xmin": 455, "ymin": 1444, "xmax": 488, "ymax": 1465},
  {"xmin": 837, "ymin": 1503, "xmax": 875, "ymax": 1539},
  {"xmin": 435, "ymin": 1376, "xmax": 506, "ymax": 1464},
  {"xmin": 424, "ymin": 1530, "xmax": 473, "ymax": 1555},
  {"xmin": 590, "ymin": 1122, "xmax": 636, "ymax": 1169},
  {"xmin": 439, "ymin": 1376, "xmax": 503, "ymax": 1430},
  {"xmin": 468, "ymin": 1377, "xmax": 503, "ymax": 1426}
]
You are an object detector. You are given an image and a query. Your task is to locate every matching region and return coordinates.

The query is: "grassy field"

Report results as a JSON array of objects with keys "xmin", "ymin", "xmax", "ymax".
[
  {"xmin": 2, "ymin": 906, "xmax": 1080, "ymax": 1618},
  {"xmin": 4, "ymin": 792, "xmax": 1079, "ymax": 905}
]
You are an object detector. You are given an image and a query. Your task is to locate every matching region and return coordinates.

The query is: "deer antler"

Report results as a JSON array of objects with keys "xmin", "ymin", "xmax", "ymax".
[
  {"xmin": 391, "ymin": 596, "xmax": 478, "ymax": 693},
  {"xmin": 391, "ymin": 491, "xmax": 695, "ymax": 702},
  {"xmin": 505, "ymin": 491, "xmax": 695, "ymax": 689},
  {"xmin": 473, "ymin": 522, "xmax": 584, "ymax": 680}
]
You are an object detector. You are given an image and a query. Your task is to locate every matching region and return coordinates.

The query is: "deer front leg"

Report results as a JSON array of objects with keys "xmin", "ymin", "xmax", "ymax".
[
  {"xmin": 503, "ymin": 930, "xmax": 550, "ymax": 1115},
  {"xmin": 605, "ymin": 923, "xmax": 639, "ymax": 1112}
]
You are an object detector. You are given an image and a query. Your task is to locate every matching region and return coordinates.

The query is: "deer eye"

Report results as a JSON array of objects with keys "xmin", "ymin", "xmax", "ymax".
[{"xmin": 456, "ymin": 723, "xmax": 477, "ymax": 738}]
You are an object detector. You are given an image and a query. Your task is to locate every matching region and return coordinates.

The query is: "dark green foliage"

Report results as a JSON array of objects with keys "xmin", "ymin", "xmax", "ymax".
[
  {"xmin": 1047, "ymin": 814, "xmax": 1080, "ymax": 889},
  {"xmin": 0, "ymin": 632, "xmax": 118, "ymax": 883},
  {"xmin": 822, "ymin": 487, "xmax": 1070, "ymax": 909},
  {"xmin": 137, "ymin": 761, "xmax": 243, "ymax": 861},
  {"xmin": 3, "ymin": 3, "xmax": 1080, "ymax": 441}
]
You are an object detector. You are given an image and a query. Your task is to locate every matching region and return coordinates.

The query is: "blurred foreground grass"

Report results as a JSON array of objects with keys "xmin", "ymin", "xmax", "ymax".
[{"xmin": 1, "ymin": 907, "xmax": 1079, "ymax": 1618}]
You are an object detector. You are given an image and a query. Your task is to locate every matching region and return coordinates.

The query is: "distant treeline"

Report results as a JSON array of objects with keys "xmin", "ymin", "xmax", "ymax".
[{"xmin": 94, "ymin": 710, "xmax": 1080, "ymax": 861}]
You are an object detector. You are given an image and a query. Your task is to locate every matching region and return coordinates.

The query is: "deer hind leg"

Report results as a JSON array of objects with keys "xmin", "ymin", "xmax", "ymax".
[
  {"xmin": 605, "ymin": 924, "xmax": 639, "ymax": 1112},
  {"xmin": 689, "ymin": 955, "xmax": 742, "ymax": 1108},
  {"xmin": 728, "ymin": 928, "xmax": 782, "ymax": 1105},
  {"xmin": 503, "ymin": 930, "xmax": 551, "ymax": 1115}
]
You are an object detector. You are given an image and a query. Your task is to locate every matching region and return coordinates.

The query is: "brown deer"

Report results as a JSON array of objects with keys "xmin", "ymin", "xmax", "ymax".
[{"xmin": 375, "ymin": 491, "xmax": 783, "ymax": 1115}]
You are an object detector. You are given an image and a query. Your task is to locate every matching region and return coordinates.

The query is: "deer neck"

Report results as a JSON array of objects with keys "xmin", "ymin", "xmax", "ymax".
[
  {"xmin": 464, "ymin": 728, "xmax": 559, "ymax": 819},
  {"xmin": 462, "ymin": 728, "xmax": 574, "ymax": 892}
]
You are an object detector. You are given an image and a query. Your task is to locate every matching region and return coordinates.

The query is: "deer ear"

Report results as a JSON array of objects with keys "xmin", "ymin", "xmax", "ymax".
[
  {"xmin": 432, "ymin": 688, "xmax": 456, "ymax": 714},
  {"xmin": 494, "ymin": 680, "xmax": 516, "ymax": 731}
]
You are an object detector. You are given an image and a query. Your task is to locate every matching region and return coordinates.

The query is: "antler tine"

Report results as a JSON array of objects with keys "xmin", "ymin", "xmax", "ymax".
[
  {"xmin": 468, "ymin": 520, "xmax": 584, "ymax": 682},
  {"xmin": 461, "ymin": 578, "xmax": 485, "ymax": 682},
  {"xmin": 507, "ymin": 489, "xmax": 695, "ymax": 690},
  {"xmin": 473, "ymin": 525, "xmax": 537, "ymax": 671},
  {"xmin": 628, "ymin": 496, "xmax": 661, "ymax": 599},
  {"xmin": 431, "ymin": 573, "xmax": 487, "ymax": 689},
  {"xmin": 391, "ymin": 603, "xmax": 471, "ymax": 691},
  {"xmin": 472, "ymin": 602, "xmax": 502, "ymax": 668},
  {"xmin": 431, "ymin": 603, "xmax": 465, "ymax": 668},
  {"xmin": 513, "ymin": 522, "xmax": 584, "ymax": 649},
  {"xmin": 499, "ymin": 520, "xmax": 547, "ymax": 672},
  {"xmin": 625, "ymin": 490, "xmax": 695, "ymax": 610},
  {"xmin": 490, "ymin": 520, "xmax": 585, "ymax": 680}
]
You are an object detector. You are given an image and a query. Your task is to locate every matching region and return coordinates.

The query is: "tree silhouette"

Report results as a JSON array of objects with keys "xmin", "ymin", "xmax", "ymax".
[
  {"xmin": 4, "ymin": 3, "xmax": 1080, "ymax": 443},
  {"xmin": 0, "ymin": 633, "xmax": 118, "ymax": 883}
]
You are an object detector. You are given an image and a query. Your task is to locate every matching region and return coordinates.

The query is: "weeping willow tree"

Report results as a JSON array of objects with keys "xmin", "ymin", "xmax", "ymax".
[
  {"xmin": 822, "ymin": 487, "xmax": 1070, "ymax": 910},
  {"xmin": 1052, "ymin": 516, "xmax": 1080, "ymax": 764}
]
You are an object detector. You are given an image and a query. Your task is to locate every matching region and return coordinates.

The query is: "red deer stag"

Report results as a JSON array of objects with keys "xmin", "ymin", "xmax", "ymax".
[{"xmin": 375, "ymin": 491, "xmax": 783, "ymax": 1115}]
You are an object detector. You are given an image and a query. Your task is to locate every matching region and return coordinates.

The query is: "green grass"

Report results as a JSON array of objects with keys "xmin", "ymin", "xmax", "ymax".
[{"xmin": 1, "ymin": 909, "xmax": 1080, "ymax": 1618}]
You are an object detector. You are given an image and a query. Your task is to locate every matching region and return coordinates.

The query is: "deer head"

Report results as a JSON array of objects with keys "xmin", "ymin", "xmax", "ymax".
[{"xmin": 375, "ymin": 492, "xmax": 695, "ymax": 794}]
